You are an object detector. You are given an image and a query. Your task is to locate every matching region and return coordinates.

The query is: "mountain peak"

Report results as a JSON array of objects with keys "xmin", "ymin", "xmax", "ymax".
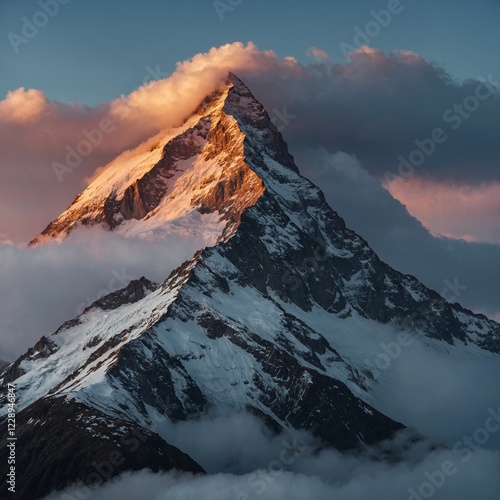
[
  {"xmin": 31, "ymin": 74, "xmax": 297, "ymax": 245},
  {"xmin": 227, "ymin": 70, "xmax": 247, "ymax": 87}
]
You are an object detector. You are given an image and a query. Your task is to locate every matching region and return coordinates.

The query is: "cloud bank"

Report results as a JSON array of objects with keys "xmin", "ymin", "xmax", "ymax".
[
  {"xmin": 44, "ymin": 411, "xmax": 500, "ymax": 500},
  {"xmin": 45, "ymin": 451, "xmax": 500, "ymax": 500}
]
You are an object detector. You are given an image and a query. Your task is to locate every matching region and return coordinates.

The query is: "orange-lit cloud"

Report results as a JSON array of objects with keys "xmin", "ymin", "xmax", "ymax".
[
  {"xmin": 0, "ymin": 87, "xmax": 48, "ymax": 123},
  {"xmin": 385, "ymin": 177, "xmax": 500, "ymax": 243},
  {"xmin": 0, "ymin": 42, "xmax": 303, "ymax": 242},
  {"xmin": 109, "ymin": 42, "xmax": 300, "ymax": 131}
]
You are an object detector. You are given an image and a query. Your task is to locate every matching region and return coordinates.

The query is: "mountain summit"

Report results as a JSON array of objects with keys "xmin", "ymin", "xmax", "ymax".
[
  {"xmin": 31, "ymin": 73, "xmax": 292, "ymax": 245},
  {"xmin": 3, "ymin": 73, "xmax": 499, "ymax": 498}
]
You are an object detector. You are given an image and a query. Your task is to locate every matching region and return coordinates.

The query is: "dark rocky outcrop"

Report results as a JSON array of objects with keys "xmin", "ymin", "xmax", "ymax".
[{"xmin": 0, "ymin": 397, "xmax": 203, "ymax": 500}]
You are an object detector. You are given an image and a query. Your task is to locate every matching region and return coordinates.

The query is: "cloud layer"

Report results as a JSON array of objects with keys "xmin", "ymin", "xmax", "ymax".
[
  {"xmin": 44, "ymin": 411, "xmax": 500, "ymax": 500},
  {"xmin": 44, "ymin": 451, "xmax": 500, "ymax": 500}
]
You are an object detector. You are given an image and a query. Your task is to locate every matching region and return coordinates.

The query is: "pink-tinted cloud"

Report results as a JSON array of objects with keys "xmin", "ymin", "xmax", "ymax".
[
  {"xmin": 306, "ymin": 47, "xmax": 329, "ymax": 62},
  {"xmin": 333, "ymin": 46, "xmax": 426, "ymax": 82},
  {"xmin": 0, "ymin": 87, "xmax": 48, "ymax": 123},
  {"xmin": 385, "ymin": 177, "xmax": 500, "ymax": 243}
]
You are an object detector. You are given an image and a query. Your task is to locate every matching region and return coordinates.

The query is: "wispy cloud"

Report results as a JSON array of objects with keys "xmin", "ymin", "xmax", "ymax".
[{"xmin": 0, "ymin": 226, "xmax": 207, "ymax": 361}]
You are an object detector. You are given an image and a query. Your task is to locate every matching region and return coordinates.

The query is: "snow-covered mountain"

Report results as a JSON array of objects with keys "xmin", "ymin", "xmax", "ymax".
[
  {"xmin": 31, "ymin": 73, "xmax": 268, "ymax": 246},
  {"xmin": 2, "ymin": 73, "xmax": 499, "ymax": 499}
]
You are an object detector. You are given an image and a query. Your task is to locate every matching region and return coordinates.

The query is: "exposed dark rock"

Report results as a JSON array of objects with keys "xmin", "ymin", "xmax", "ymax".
[
  {"xmin": 85, "ymin": 276, "xmax": 158, "ymax": 312},
  {"xmin": 0, "ymin": 397, "xmax": 203, "ymax": 500},
  {"xmin": 0, "ymin": 359, "xmax": 8, "ymax": 375}
]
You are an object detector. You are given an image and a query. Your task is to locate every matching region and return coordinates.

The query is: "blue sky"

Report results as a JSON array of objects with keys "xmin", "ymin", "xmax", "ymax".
[{"xmin": 1, "ymin": 0, "xmax": 499, "ymax": 104}]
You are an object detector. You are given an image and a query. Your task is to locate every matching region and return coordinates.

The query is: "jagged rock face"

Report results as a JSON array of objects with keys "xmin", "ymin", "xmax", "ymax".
[
  {"xmin": 0, "ymin": 277, "xmax": 157, "ymax": 390},
  {"xmin": 87, "ymin": 276, "xmax": 158, "ymax": 312},
  {"xmin": 0, "ymin": 397, "xmax": 203, "ymax": 499},
  {"xmin": 2, "ymin": 73, "xmax": 500, "ymax": 498},
  {"xmin": 219, "ymin": 192, "xmax": 492, "ymax": 348},
  {"xmin": 31, "ymin": 76, "xmax": 268, "ymax": 244},
  {"xmin": 0, "ymin": 336, "xmax": 58, "ymax": 385},
  {"xmin": 112, "ymin": 119, "xmax": 213, "ymax": 224}
]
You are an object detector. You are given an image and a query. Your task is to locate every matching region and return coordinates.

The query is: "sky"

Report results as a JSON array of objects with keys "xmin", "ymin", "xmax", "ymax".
[
  {"xmin": 2, "ymin": 2, "xmax": 500, "ymax": 499},
  {"xmin": 1, "ymin": 0, "xmax": 500, "ymax": 104}
]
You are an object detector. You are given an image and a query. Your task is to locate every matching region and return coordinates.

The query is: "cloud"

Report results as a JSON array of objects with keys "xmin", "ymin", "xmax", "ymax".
[
  {"xmin": 0, "ymin": 87, "xmax": 48, "ymax": 123},
  {"xmin": 154, "ymin": 412, "xmax": 315, "ymax": 476},
  {"xmin": 370, "ymin": 336, "xmax": 500, "ymax": 451},
  {"xmin": 0, "ymin": 226, "xmax": 209, "ymax": 361},
  {"xmin": 239, "ymin": 48, "xmax": 499, "ymax": 188},
  {"xmin": 42, "ymin": 455, "xmax": 500, "ymax": 500},
  {"xmin": 44, "ymin": 412, "xmax": 500, "ymax": 500},
  {"xmin": 306, "ymin": 47, "xmax": 329, "ymax": 62},
  {"xmin": 385, "ymin": 177, "xmax": 500, "ymax": 244}
]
